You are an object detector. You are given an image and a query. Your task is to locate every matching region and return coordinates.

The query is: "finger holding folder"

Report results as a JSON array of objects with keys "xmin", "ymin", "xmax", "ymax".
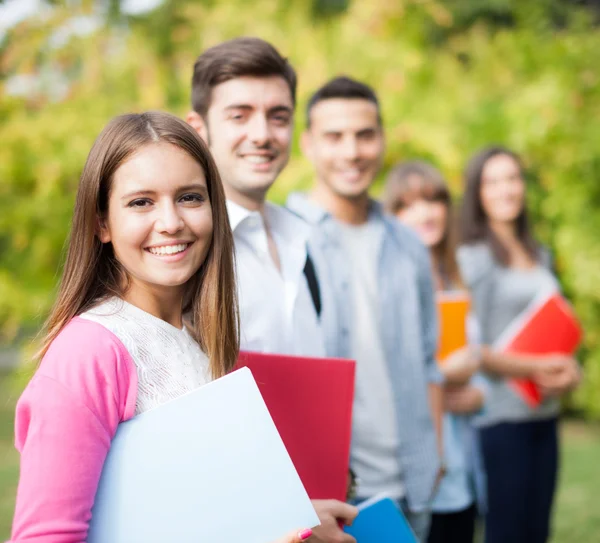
[
  {"xmin": 276, "ymin": 528, "xmax": 314, "ymax": 542},
  {"xmin": 532, "ymin": 354, "xmax": 582, "ymax": 398},
  {"xmin": 310, "ymin": 500, "xmax": 358, "ymax": 542}
]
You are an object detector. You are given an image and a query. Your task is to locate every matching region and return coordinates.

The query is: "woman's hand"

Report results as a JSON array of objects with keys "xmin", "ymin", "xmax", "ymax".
[
  {"xmin": 444, "ymin": 384, "xmax": 485, "ymax": 414},
  {"xmin": 533, "ymin": 355, "xmax": 582, "ymax": 397},
  {"xmin": 309, "ymin": 499, "xmax": 358, "ymax": 542},
  {"xmin": 273, "ymin": 528, "xmax": 313, "ymax": 543},
  {"xmin": 440, "ymin": 346, "xmax": 481, "ymax": 385},
  {"xmin": 271, "ymin": 499, "xmax": 358, "ymax": 543}
]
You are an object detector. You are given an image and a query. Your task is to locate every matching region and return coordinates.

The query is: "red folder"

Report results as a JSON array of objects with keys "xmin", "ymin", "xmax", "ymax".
[
  {"xmin": 495, "ymin": 291, "xmax": 583, "ymax": 408},
  {"xmin": 234, "ymin": 351, "xmax": 356, "ymax": 501}
]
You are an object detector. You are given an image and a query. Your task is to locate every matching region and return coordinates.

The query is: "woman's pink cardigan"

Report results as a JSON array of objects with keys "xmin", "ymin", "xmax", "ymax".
[{"xmin": 8, "ymin": 318, "xmax": 138, "ymax": 542}]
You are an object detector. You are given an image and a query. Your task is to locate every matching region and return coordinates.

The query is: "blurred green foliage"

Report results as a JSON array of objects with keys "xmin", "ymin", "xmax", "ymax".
[{"xmin": 1, "ymin": 0, "xmax": 599, "ymax": 416}]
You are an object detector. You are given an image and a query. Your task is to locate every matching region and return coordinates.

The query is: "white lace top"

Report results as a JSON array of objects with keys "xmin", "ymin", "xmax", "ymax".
[{"xmin": 80, "ymin": 297, "xmax": 211, "ymax": 414}]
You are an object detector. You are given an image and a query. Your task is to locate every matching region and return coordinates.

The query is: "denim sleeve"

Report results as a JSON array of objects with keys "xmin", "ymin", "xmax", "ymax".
[
  {"xmin": 418, "ymin": 244, "xmax": 443, "ymax": 384},
  {"xmin": 470, "ymin": 372, "xmax": 490, "ymax": 415}
]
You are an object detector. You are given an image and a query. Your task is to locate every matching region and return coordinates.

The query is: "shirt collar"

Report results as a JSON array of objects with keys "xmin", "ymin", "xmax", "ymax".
[
  {"xmin": 226, "ymin": 199, "xmax": 310, "ymax": 247},
  {"xmin": 287, "ymin": 191, "xmax": 386, "ymax": 224},
  {"xmin": 226, "ymin": 199, "xmax": 259, "ymax": 233},
  {"xmin": 286, "ymin": 192, "xmax": 329, "ymax": 225}
]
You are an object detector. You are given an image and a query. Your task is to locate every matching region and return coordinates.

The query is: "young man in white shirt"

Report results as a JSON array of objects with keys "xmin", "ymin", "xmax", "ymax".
[{"xmin": 186, "ymin": 37, "xmax": 357, "ymax": 543}]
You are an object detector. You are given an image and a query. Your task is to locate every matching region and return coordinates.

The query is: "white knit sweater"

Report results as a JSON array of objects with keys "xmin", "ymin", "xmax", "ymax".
[{"xmin": 80, "ymin": 297, "xmax": 210, "ymax": 414}]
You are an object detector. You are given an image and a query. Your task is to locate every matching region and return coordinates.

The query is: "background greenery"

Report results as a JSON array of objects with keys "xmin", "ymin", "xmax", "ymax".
[
  {"xmin": 1, "ymin": 4, "xmax": 600, "ymax": 356},
  {"xmin": 4, "ymin": 0, "xmax": 599, "ymax": 413}
]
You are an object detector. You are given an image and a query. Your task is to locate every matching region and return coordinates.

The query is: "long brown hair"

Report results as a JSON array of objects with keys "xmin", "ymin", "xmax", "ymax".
[
  {"xmin": 460, "ymin": 146, "xmax": 539, "ymax": 265},
  {"xmin": 383, "ymin": 160, "xmax": 462, "ymax": 289},
  {"xmin": 39, "ymin": 112, "xmax": 239, "ymax": 379}
]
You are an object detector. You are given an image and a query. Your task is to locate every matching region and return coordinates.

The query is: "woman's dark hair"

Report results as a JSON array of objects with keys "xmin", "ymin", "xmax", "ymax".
[
  {"xmin": 460, "ymin": 145, "xmax": 539, "ymax": 265},
  {"xmin": 383, "ymin": 160, "xmax": 462, "ymax": 288}
]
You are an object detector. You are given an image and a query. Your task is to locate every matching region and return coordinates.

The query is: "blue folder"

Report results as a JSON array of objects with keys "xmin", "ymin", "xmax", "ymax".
[{"xmin": 344, "ymin": 496, "xmax": 417, "ymax": 542}]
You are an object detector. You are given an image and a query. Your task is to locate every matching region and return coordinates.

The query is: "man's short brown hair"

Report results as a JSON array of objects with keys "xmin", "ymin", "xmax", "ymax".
[
  {"xmin": 306, "ymin": 76, "xmax": 382, "ymax": 128},
  {"xmin": 191, "ymin": 37, "xmax": 297, "ymax": 118}
]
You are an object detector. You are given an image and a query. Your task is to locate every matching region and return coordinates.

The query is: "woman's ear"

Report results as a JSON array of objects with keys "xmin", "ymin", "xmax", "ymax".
[{"xmin": 97, "ymin": 216, "xmax": 111, "ymax": 244}]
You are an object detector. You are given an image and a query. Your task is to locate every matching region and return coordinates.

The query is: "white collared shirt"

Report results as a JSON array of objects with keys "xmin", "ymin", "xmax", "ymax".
[{"xmin": 227, "ymin": 200, "xmax": 326, "ymax": 357}]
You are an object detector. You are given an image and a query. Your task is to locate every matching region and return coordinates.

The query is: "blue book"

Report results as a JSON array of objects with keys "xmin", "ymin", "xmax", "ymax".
[{"xmin": 344, "ymin": 495, "xmax": 417, "ymax": 542}]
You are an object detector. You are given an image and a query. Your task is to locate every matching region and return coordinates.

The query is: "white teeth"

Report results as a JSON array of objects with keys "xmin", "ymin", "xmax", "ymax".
[
  {"xmin": 148, "ymin": 243, "xmax": 188, "ymax": 256},
  {"xmin": 244, "ymin": 155, "xmax": 271, "ymax": 164}
]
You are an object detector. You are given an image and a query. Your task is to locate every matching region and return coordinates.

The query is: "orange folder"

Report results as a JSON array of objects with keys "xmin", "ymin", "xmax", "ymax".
[
  {"xmin": 234, "ymin": 351, "xmax": 356, "ymax": 502},
  {"xmin": 494, "ymin": 291, "xmax": 583, "ymax": 408},
  {"xmin": 436, "ymin": 291, "xmax": 471, "ymax": 363}
]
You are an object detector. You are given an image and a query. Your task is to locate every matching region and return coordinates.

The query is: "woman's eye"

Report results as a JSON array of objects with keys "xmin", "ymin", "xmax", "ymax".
[
  {"xmin": 180, "ymin": 193, "xmax": 204, "ymax": 204},
  {"xmin": 128, "ymin": 199, "xmax": 151, "ymax": 208}
]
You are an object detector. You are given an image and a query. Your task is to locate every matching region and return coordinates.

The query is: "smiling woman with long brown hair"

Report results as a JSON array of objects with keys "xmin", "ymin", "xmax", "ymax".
[
  {"xmin": 457, "ymin": 146, "xmax": 581, "ymax": 543},
  {"xmin": 8, "ymin": 111, "xmax": 313, "ymax": 543}
]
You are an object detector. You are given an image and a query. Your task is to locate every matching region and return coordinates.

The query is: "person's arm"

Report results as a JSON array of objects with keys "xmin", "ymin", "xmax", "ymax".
[
  {"xmin": 480, "ymin": 346, "xmax": 542, "ymax": 378},
  {"xmin": 480, "ymin": 347, "xmax": 575, "ymax": 379},
  {"xmin": 439, "ymin": 346, "xmax": 481, "ymax": 386},
  {"xmin": 309, "ymin": 500, "xmax": 358, "ymax": 543},
  {"xmin": 10, "ymin": 377, "xmax": 117, "ymax": 542},
  {"xmin": 444, "ymin": 384, "xmax": 485, "ymax": 414},
  {"xmin": 416, "ymin": 241, "xmax": 445, "ymax": 461},
  {"xmin": 9, "ymin": 320, "xmax": 136, "ymax": 543},
  {"xmin": 480, "ymin": 347, "xmax": 582, "ymax": 398},
  {"xmin": 428, "ymin": 383, "xmax": 444, "ymax": 459}
]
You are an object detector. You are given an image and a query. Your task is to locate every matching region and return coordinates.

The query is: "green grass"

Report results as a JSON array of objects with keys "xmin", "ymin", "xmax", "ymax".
[
  {"xmin": 0, "ymin": 371, "xmax": 599, "ymax": 541},
  {"xmin": 553, "ymin": 421, "xmax": 600, "ymax": 541}
]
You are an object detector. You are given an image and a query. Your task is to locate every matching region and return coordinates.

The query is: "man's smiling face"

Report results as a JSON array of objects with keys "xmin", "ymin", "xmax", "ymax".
[
  {"xmin": 302, "ymin": 97, "xmax": 384, "ymax": 201},
  {"xmin": 203, "ymin": 75, "xmax": 294, "ymax": 205}
]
